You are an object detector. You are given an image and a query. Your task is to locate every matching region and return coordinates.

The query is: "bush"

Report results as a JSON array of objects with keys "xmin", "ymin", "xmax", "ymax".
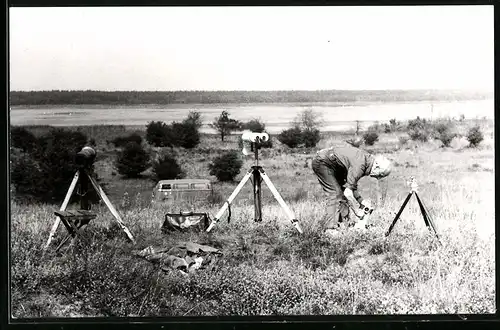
[
  {"xmin": 111, "ymin": 133, "xmax": 143, "ymax": 148},
  {"xmin": 10, "ymin": 127, "xmax": 101, "ymax": 203},
  {"xmin": 467, "ymin": 126, "xmax": 484, "ymax": 147},
  {"xmin": 208, "ymin": 151, "xmax": 243, "ymax": 182},
  {"xmin": 115, "ymin": 142, "xmax": 150, "ymax": 178},
  {"xmin": 10, "ymin": 126, "xmax": 37, "ymax": 153},
  {"xmin": 363, "ymin": 131, "xmax": 379, "ymax": 146},
  {"xmin": 145, "ymin": 121, "xmax": 174, "ymax": 147},
  {"xmin": 10, "ymin": 149, "xmax": 46, "ymax": 202},
  {"xmin": 432, "ymin": 121, "xmax": 456, "ymax": 147},
  {"xmin": 302, "ymin": 129, "xmax": 321, "ymax": 148},
  {"xmin": 210, "ymin": 110, "xmax": 243, "ymax": 142},
  {"xmin": 407, "ymin": 117, "xmax": 432, "ymax": 142},
  {"xmin": 277, "ymin": 127, "xmax": 303, "ymax": 148},
  {"xmin": 170, "ymin": 122, "xmax": 200, "ymax": 149},
  {"xmin": 183, "ymin": 110, "xmax": 203, "ymax": 130},
  {"xmin": 242, "ymin": 119, "xmax": 266, "ymax": 133},
  {"xmin": 152, "ymin": 153, "xmax": 185, "ymax": 180}
]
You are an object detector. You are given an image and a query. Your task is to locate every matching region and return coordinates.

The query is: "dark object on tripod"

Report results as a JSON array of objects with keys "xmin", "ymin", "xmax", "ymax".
[
  {"xmin": 385, "ymin": 177, "xmax": 441, "ymax": 244},
  {"xmin": 75, "ymin": 146, "xmax": 96, "ymax": 168},
  {"xmin": 44, "ymin": 162, "xmax": 136, "ymax": 251}
]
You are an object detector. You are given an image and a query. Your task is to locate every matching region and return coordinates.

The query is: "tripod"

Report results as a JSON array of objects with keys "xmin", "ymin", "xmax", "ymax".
[
  {"xmin": 44, "ymin": 167, "xmax": 136, "ymax": 251},
  {"xmin": 385, "ymin": 177, "xmax": 441, "ymax": 244},
  {"xmin": 206, "ymin": 139, "xmax": 303, "ymax": 234}
]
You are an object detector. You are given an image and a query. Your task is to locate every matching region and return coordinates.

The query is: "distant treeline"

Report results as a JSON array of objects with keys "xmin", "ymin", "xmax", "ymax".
[{"xmin": 9, "ymin": 90, "xmax": 493, "ymax": 106}]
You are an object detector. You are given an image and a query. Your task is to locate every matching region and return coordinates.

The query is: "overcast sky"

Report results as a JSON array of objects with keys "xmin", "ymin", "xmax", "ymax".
[{"xmin": 9, "ymin": 5, "xmax": 494, "ymax": 91}]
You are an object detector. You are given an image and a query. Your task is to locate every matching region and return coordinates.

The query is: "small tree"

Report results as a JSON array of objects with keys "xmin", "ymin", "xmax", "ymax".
[
  {"xmin": 115, "ymin": 142, "xmax": 150, "ymax": 178},
  {"xmin": 184, "ymin": 110, "xmax": 203, "ymax": 130},
  {"xmin": 210, "ymin": 110, "xmax": 242, "ymax": 141},
  {"xmin": 152, "ymin": 153, "xmax": 185, "ymax": 180},
  {"xmin": 467, "ymin": 126, "xmax": 484, "ymax": 147},
  {"xmin": 277, "ymin": 127, "xmax": 303, "ymax": 148},
  {"xmin": 208, "ymin": 151, "xmax": 243, "ymax": 182},
  {"xmin": 293, "ymin": 108, "xmax": 324, "ymax": 131}
]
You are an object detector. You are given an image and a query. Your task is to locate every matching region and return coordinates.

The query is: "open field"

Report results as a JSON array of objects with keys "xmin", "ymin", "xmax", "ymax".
[
  {"xmin": 9, "ymin": 99, "xmax": 494, "ymax": 133},
  {"xmin": 9, "ymin": 113, "xmax": 496, "ymax": 317}
]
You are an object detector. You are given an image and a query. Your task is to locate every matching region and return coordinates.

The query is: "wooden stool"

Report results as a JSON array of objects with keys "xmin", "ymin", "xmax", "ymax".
[{"xmin": 54, "ymin": 210, "xmax": 97, "ymax": 252}]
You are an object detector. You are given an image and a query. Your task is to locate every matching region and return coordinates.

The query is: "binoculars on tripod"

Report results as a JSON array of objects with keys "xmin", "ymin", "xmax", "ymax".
[{"xmin": 241, "ymin": 131, "xmax": 270, "ymax": 156}]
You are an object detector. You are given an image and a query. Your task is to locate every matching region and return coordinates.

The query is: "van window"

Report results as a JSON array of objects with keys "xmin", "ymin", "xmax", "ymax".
[
  {"xmin": 160, "ymin": 184, "xmax": 172, "ymax": 190},
  {"xmin": 174, "ymin": 183, "xmax": 190, "ymax": 190},
  {"xmin": 192, "ymin": 183, "xmax": 210, "ymax": 189}
]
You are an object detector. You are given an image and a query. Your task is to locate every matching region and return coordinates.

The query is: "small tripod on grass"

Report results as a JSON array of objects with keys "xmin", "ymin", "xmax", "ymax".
[
  {"xmin": 206, "ymin": 133, "xmax": 303, "ymax": 234},
  {"xmin": 385, "ymin": 177, "xmax": 441, "ymax": 244}
]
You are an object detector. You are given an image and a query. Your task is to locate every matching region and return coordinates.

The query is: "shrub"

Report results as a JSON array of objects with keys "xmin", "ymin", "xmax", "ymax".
[
  {"xmin": 432, "ymin": 121, "xmax": 456, "ymax": 147},
  {"xmin": 111, "ymin": 133, "xmax": 143, "ymax": 148},
  {"xmin": 208, "ymin": 151, "xmax": 243, "ymax": 182},
  {"xmin": 407, "ymin": 117, "xmax": 432, "ymax": 142},
  {"xmin": 302, "ymin": 129, "xmax": 321, "ymax": 148},
  {"xmin": 115, "ymin": 142, "xmax": 150, "ymax": 178},
  {"xmin": 152, "ymin": 153, "xmax": 185, "ymax": 180},
  {"xmin": 145, "ymin": 121, "xmax": 173, "ymax": 147},
  {"xmin": 183, "ymin": 110, "xmax": 203, "ymax": 130},
  {"xmin": 277, "ymin": 127, "xmax": 303, "ymax": 148},
  {"xmin": 467, "ymin": 126, "xmax": 484, "ymax": 147},
  {"xmin": 363, "ymin": 131, "xmax": 379, "ymax": 146},
  {"xmin": 10, "ymin": 126, "xmax": 37, "ymax": 153},
  {"xmin": 242, "ymin": 118, "xmax": 266, "ymax": 133},
  {"xmin": 10, "ymin": 150, "xmax": 46, "ymax": 202},
  {"xmin": 171, "ymin": 122, "xmax": 200, "ymax": 149},
  {"xmin": 10, "ymin": 128, "xmax": 102, "ymax": 203}
]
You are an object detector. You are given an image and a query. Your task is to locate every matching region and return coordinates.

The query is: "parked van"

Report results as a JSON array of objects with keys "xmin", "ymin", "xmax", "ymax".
[{"xmin": 152, "ymin": 179, "xmax": 213, "ymax": 202}]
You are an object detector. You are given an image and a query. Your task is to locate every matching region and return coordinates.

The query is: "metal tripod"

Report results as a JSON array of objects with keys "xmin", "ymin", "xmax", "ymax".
[
  {"xmin": 44, "ymin": 168, "xmax": 136, "ymax": 250},
  {"xmin": 206, "ymin": 140, "xmax": 303, "ymax": 234},
  {"xmin": 385, "ymin": 177, "xmax": 441, "ymax": 244}
]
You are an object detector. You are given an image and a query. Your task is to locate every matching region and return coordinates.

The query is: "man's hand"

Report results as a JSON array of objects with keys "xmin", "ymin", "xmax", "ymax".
[{"xmin": 344, "ymin": 188, "xmax": 365, "ymax": 219}]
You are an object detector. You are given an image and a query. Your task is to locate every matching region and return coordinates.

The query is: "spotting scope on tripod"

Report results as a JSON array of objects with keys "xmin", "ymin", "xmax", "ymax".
[{"xmin": 206, "ymin": 130, "xmax": 303, "ymax": 234}]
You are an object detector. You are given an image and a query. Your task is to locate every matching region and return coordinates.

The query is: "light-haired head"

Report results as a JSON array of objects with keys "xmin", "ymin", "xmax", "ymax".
[{"xmin": 370, "ymin": 155, "xmax": 392, "ymax": 179}]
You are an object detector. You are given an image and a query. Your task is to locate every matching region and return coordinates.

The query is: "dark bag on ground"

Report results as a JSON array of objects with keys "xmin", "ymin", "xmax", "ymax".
[{"xmin": 162, "ymin": 211, "xmax": 210, "ymax": 233}]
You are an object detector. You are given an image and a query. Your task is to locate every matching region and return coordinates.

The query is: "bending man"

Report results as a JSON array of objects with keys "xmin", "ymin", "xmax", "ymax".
[{"xmin": 312, "ymin": 144, "xmax": 392, "ymax": 236}]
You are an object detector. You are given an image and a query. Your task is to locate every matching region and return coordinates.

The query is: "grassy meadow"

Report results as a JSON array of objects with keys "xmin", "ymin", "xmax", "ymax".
[{"xmin": 9, "ymin": 117, "xmax": 495, "ymax": 317}]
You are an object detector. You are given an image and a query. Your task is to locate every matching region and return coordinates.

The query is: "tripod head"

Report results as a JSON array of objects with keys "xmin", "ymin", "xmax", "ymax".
[
  {"xmin": 407, "ymin": 176, "xmax": 418, "ymax": 192},
  {"xmin": 241, "ymin": 131, "xmax": 269, "ymax": 165}
]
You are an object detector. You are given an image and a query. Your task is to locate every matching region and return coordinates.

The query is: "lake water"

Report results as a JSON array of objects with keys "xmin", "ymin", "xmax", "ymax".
[{"xmin": 9, "ymin": 99, "xmax": 494, "ymax": 133}]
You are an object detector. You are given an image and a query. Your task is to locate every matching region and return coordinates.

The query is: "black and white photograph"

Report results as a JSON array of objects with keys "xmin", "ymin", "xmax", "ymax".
[{"xmin": 8, "ymin": 5, "xmax": 495, "ymax": 319}]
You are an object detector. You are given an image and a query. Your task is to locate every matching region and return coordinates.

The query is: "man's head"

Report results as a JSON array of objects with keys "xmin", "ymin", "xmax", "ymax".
[{"xmin": 370, "ymin": 155, "xmax": 392, "ymax": 179}]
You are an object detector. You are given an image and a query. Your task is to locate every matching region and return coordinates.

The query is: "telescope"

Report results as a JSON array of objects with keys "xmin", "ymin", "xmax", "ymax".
[{"xmin": 75, "ymin": 146, "xmax": 96, "ymax": 168}]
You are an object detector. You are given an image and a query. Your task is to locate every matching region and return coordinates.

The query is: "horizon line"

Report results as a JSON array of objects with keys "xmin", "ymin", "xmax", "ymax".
[{"xmin": 9, "ymin": 88, "xmax": 494, "ymax": 93}]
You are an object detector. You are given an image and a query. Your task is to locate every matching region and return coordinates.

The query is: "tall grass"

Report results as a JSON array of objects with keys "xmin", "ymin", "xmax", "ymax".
[{"xmin": 9, "ymin": 121, "xmax": 495, "ymax": 317}]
